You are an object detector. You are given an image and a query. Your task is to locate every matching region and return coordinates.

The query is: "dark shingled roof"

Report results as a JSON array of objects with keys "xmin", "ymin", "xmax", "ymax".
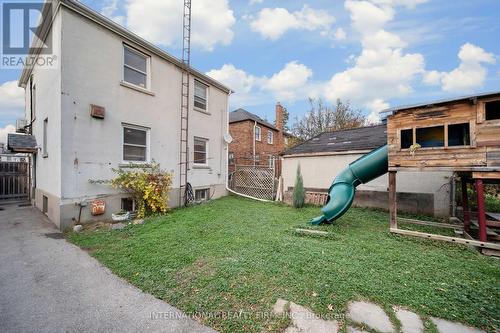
[
  {"xmin": 7, "ymin": 133, "xmax": 37, "ymax": 153},
  {"xmin": 229, "ymin": 108, "xmax": 278, "ymax": 130},
  {"xmin": 381, "ymin": 91, "xmax": 500, "ymax": 115},
  {"xmin": 283, "ymin": 125, "xmax": 387, "ymax": 156}
]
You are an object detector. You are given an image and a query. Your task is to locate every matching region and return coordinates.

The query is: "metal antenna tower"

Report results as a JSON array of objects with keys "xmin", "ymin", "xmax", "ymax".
[{"xmin": 179, "ymin": 0, "xmax": 191, "ymax": 206}]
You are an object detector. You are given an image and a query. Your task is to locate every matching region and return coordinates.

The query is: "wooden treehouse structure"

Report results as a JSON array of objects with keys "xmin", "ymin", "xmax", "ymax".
[{"xmin": 385, "ymin": 92, "xmax": 500, "ymax": 254}]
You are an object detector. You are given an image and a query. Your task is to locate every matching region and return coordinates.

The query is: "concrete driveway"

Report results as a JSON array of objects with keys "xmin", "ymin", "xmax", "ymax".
[{"xmin": 0, "ymin": 203, "xmax": 216, "ymax": 333}]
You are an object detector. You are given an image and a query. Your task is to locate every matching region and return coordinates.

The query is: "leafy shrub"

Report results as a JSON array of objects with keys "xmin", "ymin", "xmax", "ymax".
[
  {"xmin": 110, "ymin": 163, "xmax": 173, "ymax": 218},
  {"xmin": 293, "ymin": 164, "xmax": 305, "ymax": 208}
]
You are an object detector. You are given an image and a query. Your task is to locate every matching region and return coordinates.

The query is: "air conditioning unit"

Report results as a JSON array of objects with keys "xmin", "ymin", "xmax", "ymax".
[{"xmin": 16, "ymin": 119, "xmax": 27, "ymax": 133}]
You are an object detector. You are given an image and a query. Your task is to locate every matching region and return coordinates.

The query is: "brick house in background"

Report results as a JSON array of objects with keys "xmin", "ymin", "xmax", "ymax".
[{"xmin": 228, "ymin": 103, "xmax": 289, "ymax": 175}]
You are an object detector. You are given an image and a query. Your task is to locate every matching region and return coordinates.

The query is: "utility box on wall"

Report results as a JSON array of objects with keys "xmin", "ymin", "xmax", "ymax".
[{"xmin": 90, "ymin": 104, "xmax": 105, "ymax": 119}]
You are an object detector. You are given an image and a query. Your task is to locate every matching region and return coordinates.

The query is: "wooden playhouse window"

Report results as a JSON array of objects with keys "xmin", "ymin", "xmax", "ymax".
[
  {"xmin": 416, "ymin": 125, "xmax": 444, "ymax": 148},
  {"xmin": 485, "ymin": 100, "xmax": 500, "ymax": 120},
  {"xmin": 448, "ymin": 123, "xmax": 470, "ymax": 146},
  {"xmin": 400, "ymin": 129, "xmax": 413, "ymax": 149}
]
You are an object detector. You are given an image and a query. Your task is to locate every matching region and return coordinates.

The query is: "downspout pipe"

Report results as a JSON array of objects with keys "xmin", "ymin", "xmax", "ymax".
[{"xmin": 310, "ymin": 145, "xmax": 388, "ymax": 225}]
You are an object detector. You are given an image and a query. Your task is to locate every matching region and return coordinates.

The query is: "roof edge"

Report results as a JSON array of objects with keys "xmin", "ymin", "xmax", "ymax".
[{"xmin": 19, "ymin": 0, "xmax": 232, "ymax": 94}]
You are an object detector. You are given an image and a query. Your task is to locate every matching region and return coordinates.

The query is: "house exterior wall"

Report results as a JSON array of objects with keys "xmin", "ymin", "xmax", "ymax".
[
  {"xmin": 23, "ymin": 6, "xmax": 229, "ymax": 229},
  {"xmin": 23, "ymin": 10, "xmax": 63, "ymax": 227},
  {"xmin": 282, "ymin": 153, "xmax": 452, "ymax": 217},
  {"xmin": 228, "ymin": 120, "xmax": 282, "ymax": 170}
]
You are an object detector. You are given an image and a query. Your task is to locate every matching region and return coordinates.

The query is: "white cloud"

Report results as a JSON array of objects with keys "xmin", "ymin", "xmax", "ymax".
[
  {"xmin": 365, "ymin": 98, "xmax": 389, "ymax": 124},
  {"xmin": 125, "ymin": 0, "xmax": 235, "ymax": 51},
  {"xmin": 324, "ymin": 0, "xmax": 426, "ymax": 116},
  {"xmin": 250, "ymin": 5, "xmax": 335, "ymax": 40},
  {"xmin": 0, "ymin": 124, "xmax": 15, "ymax": 145},
  {"xmin": 263, "ymin": 61, "xmax": 313, "ymax": 101},
  {"xmin": 101, "ymin": 0, "xmax": 125, "ymax": 25},
  {"xmin": 0, "ymin": 80, "xmax": 25, "ymax": 125},
  {"xmin": 249, "ymin": 0, "xmax": 263, "ymax": 4},
  {"xmin": 423, "ymin": 43, "xmax": 495, "ymax": 92},
  {"xmin": 206, "ymin": 61, "xmax": 314, "ymax": 107},
  {"xmin": 333, "ymin": 27, "xmax": 346, "ymax": 40}
]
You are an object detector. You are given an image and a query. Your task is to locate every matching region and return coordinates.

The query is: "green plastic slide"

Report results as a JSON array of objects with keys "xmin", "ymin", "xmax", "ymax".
[{"xmin": 310, "ymin": 145, "xmax": 388, "ymax": 225}]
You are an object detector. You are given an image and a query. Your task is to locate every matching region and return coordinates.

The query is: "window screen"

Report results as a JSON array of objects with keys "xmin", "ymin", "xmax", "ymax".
[
  {"xmin": 124, "ymin": 45, "xmax": 148, "ymax": 88},
  {"xmin": 123, "ymin": 126, "xmax": 148, "ymax": 161},
  {"xmin": 194, "ymin": 81, "xmax": 208, "ymax": 110},
  {"xmin": 194, "ymin": 137, "xmax": 207, "ymax": 164}
]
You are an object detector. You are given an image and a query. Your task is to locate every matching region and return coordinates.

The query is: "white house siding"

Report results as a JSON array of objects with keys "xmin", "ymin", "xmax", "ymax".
[
  {"xmin": 282, "ymin": 153, "xmax": 452, "ymax": 217},
  {"xmin": 23, "ymin": 6, "xmax": 229, "ymax": 229},
  {"xmin": 24, "ymin": 9, "xmax": 63, "ymax": 225}
]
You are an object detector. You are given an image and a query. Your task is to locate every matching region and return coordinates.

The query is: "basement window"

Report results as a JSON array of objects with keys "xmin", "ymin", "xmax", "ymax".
[
  {"xmin": 400, "ymin": 129, "xmax": 413, "ymax": 149},
  {"xmin": 448, "ymin": 123, "xmax": 470, "ymax": 147},
  {"xmin": 485, "ymin": 100, "xmax": 500, "ymax": 120},
  {"xmin": 121, "ymin": 198, "xmax": 136, "ymax": 212},
  {"xmin": 42, "ymin": 195, "xmax": 48, "ymax": 214},
  {"xmin": 416, "ymin": 125, "xmax": 444, "ymax": 148},
  {"xmin": 195, "ymin": 188, "xmax": 209, "ymax": 202}
]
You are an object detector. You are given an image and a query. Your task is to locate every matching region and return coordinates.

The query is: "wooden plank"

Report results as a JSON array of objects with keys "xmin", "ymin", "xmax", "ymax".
[
  {"xmin": 486, "ymin": 212, "xmax": 500, "ymax": 221},
  {"xmin": 389, "ymin": 171, "xmax": 397, "ymax": 229},
  {"xmin": 472, "ymin": 172, "xmax": 500, "ymax": 179},
  {"xmin": 398, "ymin": 217, "xmax": 463, "ymax": 229},
  {"xmin": 295, "ymin": 228, "xmax": 329, "ymax": 236},
  {"xmin": 390, "ymin": 228, "xmax": 500, "ymax": 250}
]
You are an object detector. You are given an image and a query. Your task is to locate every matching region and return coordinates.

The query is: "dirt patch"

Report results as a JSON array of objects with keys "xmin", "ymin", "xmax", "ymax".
[{"xmin": 175, "ymin": 258, "xmax": 217, "ymax": 284}]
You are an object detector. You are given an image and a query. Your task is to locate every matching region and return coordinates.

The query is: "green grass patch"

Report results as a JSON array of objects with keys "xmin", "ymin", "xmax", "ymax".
[{"xmin": 68, "ymin": 195, "xmax": 499, "ymax": 332}]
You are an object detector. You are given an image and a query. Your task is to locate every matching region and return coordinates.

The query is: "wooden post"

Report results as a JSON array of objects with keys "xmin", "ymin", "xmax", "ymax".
[
  {"xmin": 475, "ymin": 179, "xmax": 487, "ymax": 242},
  {"xmin": 389, "ymin": 171, "xmax": 397, "ymax": 229},
  {"xmin": 461, "ymin": 177, "xmax": 471, "ymax": 233}
]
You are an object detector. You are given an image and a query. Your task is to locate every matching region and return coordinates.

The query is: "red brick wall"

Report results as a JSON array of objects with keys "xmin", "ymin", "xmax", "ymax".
[{"xmin": 228, "ymin": 120, "xmax": 285, "ymax": 174}]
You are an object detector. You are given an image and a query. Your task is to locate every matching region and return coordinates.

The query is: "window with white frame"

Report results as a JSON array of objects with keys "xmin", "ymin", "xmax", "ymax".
[
  {"xmin": 194, "ymin": 137, "xmax": 208, "ymax": 165},
  {"xmin": 123, "ymin": 45, "xmax": 150, "ymax": 89},
  {"xmin": 268, "ymin": 155, "xmax": 274, "ymax": 168},
  {"xmin": 255, "ymin": 126, "xmax": 261, "ymax": 141},
  {"xmin": 123, "ymin": 125, "xmax": 149, "ymax": 162},
  {"xmin": 195, "ymin": 188, "xmax": 209, "ymax": 202},
  {"xmin": 267, "ymin": 130, "xmax": 273, "ymax": 144},
  {"xmin": 194, "ymin": 80, "xmax": 208, "ymax": 110}
]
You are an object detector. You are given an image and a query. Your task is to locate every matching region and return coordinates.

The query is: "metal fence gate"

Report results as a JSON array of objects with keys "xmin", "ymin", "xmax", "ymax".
[
  {"xmin": 0, "ymin": 161, "xmax": 29, "ymax": 201},
  {"xmin": 229, "ymin": 165, "xmax": 277, "ymax": 201}
]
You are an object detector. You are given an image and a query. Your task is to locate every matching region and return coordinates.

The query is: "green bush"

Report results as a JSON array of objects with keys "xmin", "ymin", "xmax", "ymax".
[{"xmin": 293, "ymin": 164, "xmax": 305, "ymax": 208}]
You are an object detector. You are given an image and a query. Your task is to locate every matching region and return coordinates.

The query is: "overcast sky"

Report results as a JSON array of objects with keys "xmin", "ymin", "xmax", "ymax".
[{"xmin": 1, "ymin": 0, "xmax": 499, "ymax": 142}]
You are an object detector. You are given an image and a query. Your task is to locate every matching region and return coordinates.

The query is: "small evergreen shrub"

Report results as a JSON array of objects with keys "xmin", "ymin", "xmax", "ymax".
[{"xmin": 293, "ymin": 164, "xmax": 305, "ymax": 208}]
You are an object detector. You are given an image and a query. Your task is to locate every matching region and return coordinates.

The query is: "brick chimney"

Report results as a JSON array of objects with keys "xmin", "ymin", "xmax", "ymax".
[{"xmin": 275, "ymin": 102, "xmax": 284, "ymax": 131}]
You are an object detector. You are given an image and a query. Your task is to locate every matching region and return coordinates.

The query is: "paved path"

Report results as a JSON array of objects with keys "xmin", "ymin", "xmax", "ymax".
[{"xmin": 0, "ymin": 203, "xmax": 215, "ymax": 333}]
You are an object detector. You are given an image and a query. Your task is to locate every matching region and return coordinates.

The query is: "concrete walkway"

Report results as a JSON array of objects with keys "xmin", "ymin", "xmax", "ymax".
[{"xmin": 0, "ymin": 203, "xmax": 215, "ymax": 333}]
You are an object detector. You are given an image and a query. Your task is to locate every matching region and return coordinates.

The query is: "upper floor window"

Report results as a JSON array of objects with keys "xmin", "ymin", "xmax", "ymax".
[
  {"xmin": 485, "ymin": 100, "xmax": 500, "ymax": 120},
  {"xmin": 448, "ymin": 123, "xmax": 470, "ymax": 146},
  {"xmin": 255, "ymin": 126, "xmax": 261, "ymax": 141},
  {"xmin": 267, "ymin": 130, "xmax": 273, "ymax": 144},
  {"xmin": 123, "ymin": 45, "xmax": 150, "ymax": 89},
  {"xmin": 194, "ymin": 137, "xmax": 208, "ymax": 165},
  {"xmin": 123, "ymin": 124, "xmax": 149, "ymax": 162},
  {"xmin": 416, "ymin": 125, "xmax": 444, "ymax": 148},
  {"xmin": 194, "ymin": 80, "xmax": 208, "ymax": 111}
]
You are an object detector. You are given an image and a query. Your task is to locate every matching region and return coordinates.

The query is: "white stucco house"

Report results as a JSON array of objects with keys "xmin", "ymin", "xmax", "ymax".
[
  {"xmin": 17, "ymin": 0, "xmax": 231, "ymax": 229},
  {"xmin": 282, "ymin": 125, "xmax": 453, "ymax": 217}
]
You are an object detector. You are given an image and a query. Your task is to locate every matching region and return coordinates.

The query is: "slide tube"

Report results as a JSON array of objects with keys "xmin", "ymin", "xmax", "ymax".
[{"xmin": 310, "ymin": 145, "xmax": 388, "ymax": 225}]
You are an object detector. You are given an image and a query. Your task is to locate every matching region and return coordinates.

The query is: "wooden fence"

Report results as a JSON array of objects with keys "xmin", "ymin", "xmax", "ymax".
[{"xmin": 0, "ymin": 161, "xmax": 29, "ymax": 201}]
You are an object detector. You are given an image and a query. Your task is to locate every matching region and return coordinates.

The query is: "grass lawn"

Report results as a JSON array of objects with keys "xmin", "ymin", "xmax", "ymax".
[{"xmin": 68, "ymin": 195, "xmax": 499, "ymax": 332}]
